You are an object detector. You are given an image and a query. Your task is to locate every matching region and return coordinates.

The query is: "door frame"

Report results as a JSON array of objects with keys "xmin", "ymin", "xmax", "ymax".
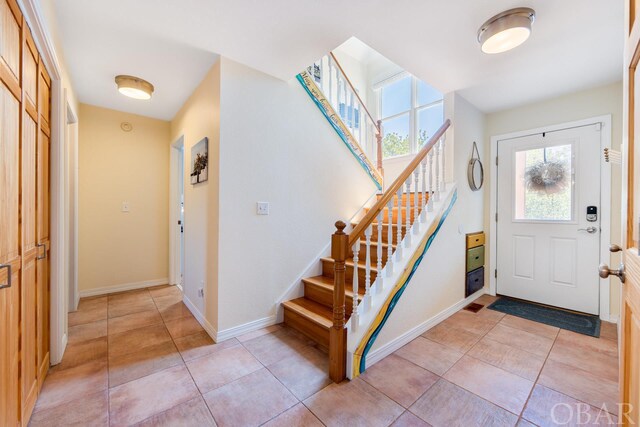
[
  {"xmin": 169, "ymin": 135, "xmax": 185, "ymax": 289},
  {"xmin": 65, "ymin": 100, "xmax": 78, "ymax": 311},
  {"xmin": 489, "ymin": 115, "xmax": 613, "ymax": 321}
]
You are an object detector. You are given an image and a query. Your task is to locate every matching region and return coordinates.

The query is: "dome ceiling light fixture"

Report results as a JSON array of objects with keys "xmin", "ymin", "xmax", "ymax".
[
  {"xmin": 115, "ymin": 75, "xmax": 154, "ymax": 100},
  {"xmin": 477, "ymin": 7, "xmax": 536, "ymax": 54}
]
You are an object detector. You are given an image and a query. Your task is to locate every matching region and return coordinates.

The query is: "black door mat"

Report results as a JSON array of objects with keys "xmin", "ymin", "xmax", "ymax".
[{"xmin": 488, "ymin": 297, "xmax": 601, "ymax": 337}]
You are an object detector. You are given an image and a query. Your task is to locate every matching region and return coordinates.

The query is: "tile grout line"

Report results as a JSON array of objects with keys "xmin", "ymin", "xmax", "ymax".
[
  {"xmin": 516, "ymin": 325, "xmax": 560, "ymax": 422},
  {"xmin": 152, "ymin": 285, "xmax": 220, "ymax": 426}
]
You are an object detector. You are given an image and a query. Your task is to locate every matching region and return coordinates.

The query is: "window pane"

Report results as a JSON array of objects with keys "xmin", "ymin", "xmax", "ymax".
[
  {"xmin": 381, "ymin": 76, "xmax": 411, "ymax": 118},
  {"xmin": 417, "ymin": 103, "xmax": 444, "ymax": 148},
  {"xmin": 514, "ymin": 144, "xmax": 573, "ymax": 221},
  {"xmin": 417, "ymin": 80, "xmax": 442, "ymax": 106},
  {"xmin": 382, "ymin": 113, "xmax": 410, "ymax": 158}
]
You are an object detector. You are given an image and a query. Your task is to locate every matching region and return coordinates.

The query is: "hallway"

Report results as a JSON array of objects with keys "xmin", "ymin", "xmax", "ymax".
[{"xmin": 30, "ymin": 289, "xmax": 619, "ymax": 426}]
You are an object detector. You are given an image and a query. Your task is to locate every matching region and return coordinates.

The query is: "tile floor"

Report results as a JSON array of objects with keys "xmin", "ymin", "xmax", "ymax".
[{"xmin": 30, "ymin": 290, "xmax": 619, "ymax": 426}]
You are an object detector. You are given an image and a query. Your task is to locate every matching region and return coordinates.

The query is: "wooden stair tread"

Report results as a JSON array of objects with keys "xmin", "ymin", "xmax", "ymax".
[
  {"xmin": 352, "ymin": 222, "xmax": 407, "ymax": 229},
  {"xmin": 302, "ymin": 275, "xmax": 363, "ymax": 299},
  {"xmin": 282, "ymin": 298, "xmax": 333, "ymax": 329},
  {"xmin": 320, "ymin": 257, "xmax": 380, "ymax": 271}
]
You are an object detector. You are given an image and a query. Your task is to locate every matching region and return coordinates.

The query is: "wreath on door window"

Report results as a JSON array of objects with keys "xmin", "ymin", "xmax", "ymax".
[{"xmin": 524, "ymin": 148, "xmax": 568, "ymax": 194}]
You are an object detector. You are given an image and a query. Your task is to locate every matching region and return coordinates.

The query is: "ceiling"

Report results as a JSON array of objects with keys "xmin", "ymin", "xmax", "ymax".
[{"xmin": 50, "ymin": 0, "xmax": 623, "ymax": 120}]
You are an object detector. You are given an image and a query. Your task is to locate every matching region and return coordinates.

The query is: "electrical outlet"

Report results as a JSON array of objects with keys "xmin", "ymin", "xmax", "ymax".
[
  {"xmin": 121, "ymin": 201, "xmax": 130, "ymax": 212},
  {"xmin": 256, "ymin": 202, "xmax": 269, "ymax": 215},
  {"xmin": 198, "ymin": 288, "xmax": 204, "ymax": 298}
]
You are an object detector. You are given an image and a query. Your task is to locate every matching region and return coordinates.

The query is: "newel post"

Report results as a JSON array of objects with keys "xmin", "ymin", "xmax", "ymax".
[
  {"xmin": 376, "ymin": 119, "xmax": 384, "ymax": 178},
  {"xmin": 330, "ymin": 221, "xmax": 348, "ymax": 383}
]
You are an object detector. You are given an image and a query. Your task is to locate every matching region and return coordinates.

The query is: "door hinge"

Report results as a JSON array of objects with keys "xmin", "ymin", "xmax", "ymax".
[
  {"xmin": 494, "ymin": 269, "xmax": 497, "ymax": 278},
  {"xmin": 495, "ymin": 156, "xmax": 498, "ymax": 166},
  {"xmin": 495, "ymin": 213, "xmax": 498, "ymax": 222}
]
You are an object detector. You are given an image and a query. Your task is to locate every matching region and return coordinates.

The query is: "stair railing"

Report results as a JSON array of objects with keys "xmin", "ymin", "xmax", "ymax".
[
  {"xmin": 308, "ymin": 53, "xmax": 384, "ymax": 176},
  {"xmin": 329, "ymin": 119, "xmax": 451, "ymax": 382}
]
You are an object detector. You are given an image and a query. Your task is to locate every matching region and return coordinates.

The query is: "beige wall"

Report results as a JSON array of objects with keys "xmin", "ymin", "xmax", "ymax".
[
  {"xmin": 78, "ymin": 104, "xmax": 170, "ymax": 293},
  {"xmin": 170, "ymin": 61, "xmax": 221, "ymax": 330},
  {"xmin": 485, "ymin": 81, "xmax": 623, "ymax": 317}
]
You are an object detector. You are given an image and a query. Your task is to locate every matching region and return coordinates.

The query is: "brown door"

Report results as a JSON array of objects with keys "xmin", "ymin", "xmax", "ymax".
[
  {"xmin": 19, "ymin": 18, "xmax": 42, "ymax": 421},
  {"xmin": 0, "ymin": 0, "xmax": 24, "ymax": 425},
  {"xmin": 36, "ymin": 64, "xmax": 51, "ymax": 390},
  {"xmin": 622, "ymin": 1, "xmax": 640, "ymax": 425}
]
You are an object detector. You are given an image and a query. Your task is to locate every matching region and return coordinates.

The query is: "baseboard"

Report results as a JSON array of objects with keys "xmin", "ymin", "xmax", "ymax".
[
  {"xmin": 183, "ymin": 295, "xmax": 219, "ymax": 341},
  {"xmin": 217, "ymin": 316, "xmax": 278, "ymax": 342},
  {"xmin": 601, "ymin": 314, "xmax": 619, "ymax": 324},
  {"xmin": 51, "ymin": 332, "xmax": 68, "ymax": 366},
  {"xmin": 79, "ymin": 278, "xmax": 169, "ymax": 297},
  {"xmin": 364, "ymin": 289, "xmax": 487, "ymax": 368}
]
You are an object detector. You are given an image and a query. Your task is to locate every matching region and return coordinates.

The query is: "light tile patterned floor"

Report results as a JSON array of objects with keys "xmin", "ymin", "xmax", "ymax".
[{"xmin": 30, "ymin": 290, "xmax": 619, "ymax": 426}]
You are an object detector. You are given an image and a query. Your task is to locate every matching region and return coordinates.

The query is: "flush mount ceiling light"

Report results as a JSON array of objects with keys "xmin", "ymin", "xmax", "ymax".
[
  {"xmin": 115, "ymin": 75, "xmax": 154, "ymax": 100},
  {"xmin": 477, "ymin": 7, "xmax": 535, "ymax": 54}
]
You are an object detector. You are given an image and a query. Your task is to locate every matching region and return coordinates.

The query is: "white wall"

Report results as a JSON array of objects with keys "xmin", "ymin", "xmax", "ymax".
[
  {"xmin": 217, "ymin": 57, "xmax": 378, "ymax": 331},
  {"xmin": 370, "ymin": 93, "xmax": 486, "ymax": 352},
  {"xmin": 485, "ymin": 81, "xmax": 623, "ymax": 317}
]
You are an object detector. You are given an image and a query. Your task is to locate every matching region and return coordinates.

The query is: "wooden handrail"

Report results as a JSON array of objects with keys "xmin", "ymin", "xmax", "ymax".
[
  {"xmin": 348, "ymin": 119, "xmax": 451, "ymax": 246},
  {"xmin": 329, "ymin": 52, "xmax": 379, "ymax": 133}
]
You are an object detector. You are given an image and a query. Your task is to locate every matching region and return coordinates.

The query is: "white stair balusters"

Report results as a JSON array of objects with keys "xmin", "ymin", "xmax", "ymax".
[
  {"xmin": 440, "ymin": 136, "xmax": 446, "ymax": 192},
  {"xmin": 434, "ymin": 140, "xmax": 441, "ymax": 202},
  {"xmin": 376, "ymin": 211, "xmax": 384, "ymax": 294},
  {"xmin": 413, "ymin": 168, "xmax": 420, "ymax": 233},
  {"xmin": 395, "ymin": 187, "xmax": 403, "ymax": 261},
  {"xmin": 420, "ymin": 160, "xmax": 428, "ymax": 222},
  {"xmin": 364, "ymin": 225, "xmax": 372, "ymax": 311},
  {"xmin": 428, "ymin": 151, "xmax": 434, "ymax": 211},
  {"xmin": 386, "ymin": 198, "xmax": 394, "ymax": 277},
  {"xmin": 351, "ymin": 239, "xmax": 360, "ymax": 330},
  {"xmin": 404, "ymin": 176, "xmax": 412, "ymax": 247}
]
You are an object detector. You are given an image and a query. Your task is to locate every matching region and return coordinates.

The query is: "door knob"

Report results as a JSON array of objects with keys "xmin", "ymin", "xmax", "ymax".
[
  {"xmin": 578, "ymin": 227, "xmax": 598, "ymax": 234},
  {"xmin": 598, "ymin": 263, "xmax": 626, "ymax": 283},
  {"xmin": 609, "ymin": 244, "xmax": 623, "ymax": 253}
]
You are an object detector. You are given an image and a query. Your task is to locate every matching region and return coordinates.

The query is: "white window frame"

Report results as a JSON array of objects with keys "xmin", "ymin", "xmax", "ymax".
[{"xmin": 375, "ymin": 72, "xmax": 444, "ymax": 159}]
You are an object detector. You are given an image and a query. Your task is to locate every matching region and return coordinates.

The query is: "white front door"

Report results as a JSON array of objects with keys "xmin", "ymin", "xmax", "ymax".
[{"xmin": 496, "ymin": 124, "xmax": 601, "ymax": 314}]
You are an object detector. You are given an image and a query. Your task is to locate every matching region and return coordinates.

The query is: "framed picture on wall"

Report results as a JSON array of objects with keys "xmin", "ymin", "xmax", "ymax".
[{"xmin": 190, "ymin": 137, "xmax": 208, "ymax": 184}]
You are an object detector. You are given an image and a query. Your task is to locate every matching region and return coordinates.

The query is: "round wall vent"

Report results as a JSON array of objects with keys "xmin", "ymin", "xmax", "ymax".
[{"xmin": 121, "ymin": 122, "xmax": 133, "ymax": 132}]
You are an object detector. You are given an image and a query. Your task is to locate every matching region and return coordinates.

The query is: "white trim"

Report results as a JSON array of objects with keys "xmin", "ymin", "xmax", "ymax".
[
  {"xmin": 78, "ymin": 278, "xmax": 169, "ymax": 298},
  {"xmin": 169, "ymin": 136, "xmax": 185, "ymax": 287},
  {"xmin": 18, "ymin": 0, "xmax": 61, "ymax": 80},
  {"xmin": 183, "ymin": 294, "xmax": 218, "ymax": 340},
  {"xmin": 182, "ymin": 294, "xmax": 278, "ymax": 343},
  {"xmin": 362, "ymin": 289, "xmax": 486, "ymax": 369},
  {"xmin": 372, "ymin": 71, "xmax": 409, "ymax": 91},
  {"xmin": 217, "ymin": 316, "xmax": 278, "ymax": 342},
  {"xmin": 489, "ymin": 115, "xmax": 613, "ymax": 321}
]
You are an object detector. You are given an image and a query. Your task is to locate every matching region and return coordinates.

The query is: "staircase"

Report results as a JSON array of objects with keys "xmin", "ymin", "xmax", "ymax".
[
  {"xmin": 288, "ymin": 52, "xmax": 454, "ymax": 382},
  {"xmin": 282, "ymin": 194, "xmax": 425, "ymax": 350}
]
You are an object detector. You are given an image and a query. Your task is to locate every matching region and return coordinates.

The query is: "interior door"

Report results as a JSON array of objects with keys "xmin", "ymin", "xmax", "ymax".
[
  {"xmin": 20, "ymin": 18, "xmax": 40, "ymax": 421},
  {"xmin": 37, "ymin": 66, "xmax": 51, "ymax": 389},
  {"xmin": 0, "ymin": 0, "xmax": 23, "ymax": 425},
  {"xmin": 620, "ymin": 1, "xmax": 640, "ymax": 423},
  {"xmin": 497, "ymin": 124, "xmax": 602, "ymax": 314}
]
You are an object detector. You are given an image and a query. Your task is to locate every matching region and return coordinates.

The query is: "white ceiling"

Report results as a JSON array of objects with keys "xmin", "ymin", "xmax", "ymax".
[{"xmin": 50, "ymin": 0, "xmax": 623, "ymax": 120}]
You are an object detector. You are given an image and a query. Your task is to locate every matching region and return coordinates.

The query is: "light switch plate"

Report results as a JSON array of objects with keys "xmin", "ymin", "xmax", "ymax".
[
  {"xmin": 256, "ymin": 202, "xmax": 269, "ymax": 215},
  {"xmin": 121, "ymin": 201, "xmax": 130, "ymax": 213}
]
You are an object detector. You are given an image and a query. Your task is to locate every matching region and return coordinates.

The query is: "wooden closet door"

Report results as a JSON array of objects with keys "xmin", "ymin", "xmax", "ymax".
[
  {"xmin": 36, "ymin": 64, "xmax": 51, "ymax": 387},
  {"xmin": 20, "ymin": 11, "xmax": 39, "ymax": 423},
  {"xmin": 0, "ymin": 0, "xmax": 23, "ymax": 425}
]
